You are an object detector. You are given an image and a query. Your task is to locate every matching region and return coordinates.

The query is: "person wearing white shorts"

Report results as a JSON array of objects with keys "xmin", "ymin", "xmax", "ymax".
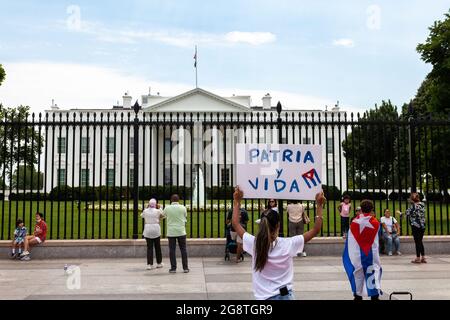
[
  {"xmin": 21, "ymin": 213, "xmax": 47, "ymax": 260},
  {"xmin": 227, "ymin": 207, "xmax": 249, "ymax": 263},
  {"xmin": 230, "ymin": 231, "xmax": 243, "ymax": 244}
]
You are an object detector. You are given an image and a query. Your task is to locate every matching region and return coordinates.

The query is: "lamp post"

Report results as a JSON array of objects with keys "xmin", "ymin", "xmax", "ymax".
[
  {"xmin": 132, "ymin": 100, "xmax": 140, "ymax": 239},
  {"xmin": 276, "ymin": 101, "xmax": 285, "ymax": 237}
]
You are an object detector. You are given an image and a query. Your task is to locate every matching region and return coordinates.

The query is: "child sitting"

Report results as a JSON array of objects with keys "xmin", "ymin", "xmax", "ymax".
[{"xmin": 10, "ymin": 219, "xmax": 27, "ymax": 259}]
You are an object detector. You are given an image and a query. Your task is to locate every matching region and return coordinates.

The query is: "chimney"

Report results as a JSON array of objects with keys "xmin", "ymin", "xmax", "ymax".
[
  {"xmin": 262, "ymin": 93, "xmax": 272, "ymax": 110},
  {"xmin": 332, "ymin": 100, "xmax": 340, "ymax": 112},
  {"xmin": 123, "ymin": 92, "xmax": 132, "ymax": 109},
  {"xmin": 51, "ymin": 99, "xmax": 59, "ymax": 110}
]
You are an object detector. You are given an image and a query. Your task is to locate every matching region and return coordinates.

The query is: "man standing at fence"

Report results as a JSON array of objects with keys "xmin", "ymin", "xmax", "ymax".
[{"xmin": 164, "ymin": 194, "xmax": 189, "ymax": 273}]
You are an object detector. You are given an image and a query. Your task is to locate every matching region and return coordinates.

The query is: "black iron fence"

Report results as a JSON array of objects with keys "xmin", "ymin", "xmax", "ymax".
[{"xmin": 0, "ymin": 103, "xmax": 449, "ymax": 240}]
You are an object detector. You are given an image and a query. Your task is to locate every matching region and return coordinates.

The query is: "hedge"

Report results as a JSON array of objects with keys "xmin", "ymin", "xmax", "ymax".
[
  {"xmin": 8, "ymin": 192, "xmax": 48, "ymax": 201},
  {"xmin": 343, "ymin": 191, "xmax": 387, "ymax": 200},
  {"xmin": 206, "ymin": 186, "xmax": 234, "ymax": 200},
  {"xmin": 322, "ymin": 185, "xmax": 342, "ymax": 201}
]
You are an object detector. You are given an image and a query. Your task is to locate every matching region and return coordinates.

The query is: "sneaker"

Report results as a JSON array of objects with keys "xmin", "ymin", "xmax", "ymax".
[
  {"xmin": 169, "ymin": 269, "xmax": 176, "ymax": 273},
  {"xmin": 20, "ymin": 255, "xmax": 31, "ymax": 261},
  {"xmin": 156, "ymin": 263, "xmax": 164, "ymax": 268},
  {"xmin": 183, "ymin": 269, "xmax": 190, "ymax": 273},
  {"xmin": 20, "ymin": 251, "xmax": 30, "ymax": 257},
  {"xmin": 396, "ymin": 251, "xmax": 402, "ymax": 256},
  {"xmin": 146, "ymin": 265, "xmax": 154, "ymax": 270},
  {"xmin": 388, "ymin": 251, "xmax": 393, "ymax": 256},
  {"xmin": 296, "ymin": 253, "xmax": 302, "ymax": 257},
  {"xmin": 302, "ymin": 252, "xmax": 307, "ymax": 257},
  {"xmin": 9, "ymin": 252, "xmax": 17, "ymax": 259}
]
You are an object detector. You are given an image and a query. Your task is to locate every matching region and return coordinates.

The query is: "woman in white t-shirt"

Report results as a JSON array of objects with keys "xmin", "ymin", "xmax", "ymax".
[
  {"xmin": 141, "ymin": 198, "xmax": 166, "ymax": 270},
  {"xmin": 380, "ymin": 209, "xmax": 401, "ymax": 256},
  {"xmin": 232, "ymin": 186, "xmax": 326, "ymax": 300}
]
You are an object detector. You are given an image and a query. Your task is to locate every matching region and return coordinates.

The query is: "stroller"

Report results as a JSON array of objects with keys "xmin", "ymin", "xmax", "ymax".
[{"xmin": 224, "ymin": 223, "xmax": 244, "ymax": 262}]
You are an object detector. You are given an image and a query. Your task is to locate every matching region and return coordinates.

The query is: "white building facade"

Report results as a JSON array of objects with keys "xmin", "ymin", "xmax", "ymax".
[{"xmin": 42, "ymin": 88, "xmax": 347, "ymax": 195}]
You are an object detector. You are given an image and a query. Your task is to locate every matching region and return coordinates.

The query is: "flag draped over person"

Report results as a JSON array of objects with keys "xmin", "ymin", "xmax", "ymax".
[{"xmin": 342, "ymin": 213, "xmax": 382, "ymax": 297}]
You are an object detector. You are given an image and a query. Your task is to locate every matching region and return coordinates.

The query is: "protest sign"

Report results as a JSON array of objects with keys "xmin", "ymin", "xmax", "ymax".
[{"xmin": 236, "ymin": 144, "xmax": 322, "ymax": 200}]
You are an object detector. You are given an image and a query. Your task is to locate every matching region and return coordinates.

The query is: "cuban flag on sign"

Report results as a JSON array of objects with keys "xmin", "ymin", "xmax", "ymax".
[
  {"xmin": 302, "ymin": 169, "xmax": 321, "ymax": 189},
  {"xmin": 342, "ymin": 214, "xmax": 382, "ymax": 297}
]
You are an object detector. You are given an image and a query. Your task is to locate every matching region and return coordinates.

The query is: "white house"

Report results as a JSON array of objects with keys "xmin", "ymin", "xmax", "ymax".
[{"xmin": 42, "ymin": 87, "xmax": 347, "ymax": 194}]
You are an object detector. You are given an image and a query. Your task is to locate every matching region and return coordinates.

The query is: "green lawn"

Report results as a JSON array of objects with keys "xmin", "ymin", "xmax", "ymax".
[{"xmin": 0, "ymin": 199, "xmax": 448, "ymax": 240}]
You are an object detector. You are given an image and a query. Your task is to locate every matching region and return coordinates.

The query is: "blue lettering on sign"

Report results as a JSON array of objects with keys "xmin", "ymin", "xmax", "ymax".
[
  {"xmin": 282, "ymin": 149, "xmax": 293, "ymax": 162},
  {"xmin": 274, "ymin": 180, "xmax": 286, "ymax": 192},
  {"xmin": 270, "ymin": 150, "xmax": 280, "ymax": 162},
  {"xmin": 248, "ymin": 178, "xmax": 258, "ymax": 190},
  {"xmin": 289, "ymin": 180, "xmax": 300, "ymax": 193},
  {"xmin": 261, "ymin": 149, "xmax": 270, "ymax": 162},
  {"xmin": 264, "ymin": 178, "xmax": 269, "ymax": 190},
  {"xmin": 304, "ymin": 151, "xmax": 314, "ymax": 163},
  {"xmin": 276, "ymin": 169, "xmax": 283, "ymax": 179},
  {"xmin": 249, "ymin": 149, "xmax": 259, "ymax": 163}
]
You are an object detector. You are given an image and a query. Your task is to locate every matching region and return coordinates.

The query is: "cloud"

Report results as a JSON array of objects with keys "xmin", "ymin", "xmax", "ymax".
[
  {"xmin": 0, "ymin": 61, "xmax": 347, "ymax": 113},
  {"xmin": 332, "ymin": 38, "xmax": 355, "ymax": 48},
  {"xmin": 224, "ymin": 32, "xmax": 276, "ymax": 45},
  {"xmin": 61, "ymin": 18, "xmax": 276, "ymax": 47}
]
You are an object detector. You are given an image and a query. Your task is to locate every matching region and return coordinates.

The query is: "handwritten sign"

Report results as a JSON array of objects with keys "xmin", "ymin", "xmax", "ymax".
[{"xmin": 236, "ymin": 144, "xmax": 322, "ymax": 200}]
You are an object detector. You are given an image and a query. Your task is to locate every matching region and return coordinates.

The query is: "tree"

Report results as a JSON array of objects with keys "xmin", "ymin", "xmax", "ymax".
[
  {"xmin": 0, "ymin": 105, "xmax": 44, "ymax": 182},
  {"xmin": 0, "ymin": 64, "xmax": 5, "ymax": 87},
  {"xmin": 11, "ymin": 165, "xmax": 44, "ymax": 190},
  {"xmin": 415, "ymin": 10, "xmax": 450, "ymax": 116},
  {"xmin": 414, "ymin": 10, "xmax": 450, "ymax": 196},
  {"xmin": 342, "ymin": 100, "xmax": 407, "ymax": 190}
]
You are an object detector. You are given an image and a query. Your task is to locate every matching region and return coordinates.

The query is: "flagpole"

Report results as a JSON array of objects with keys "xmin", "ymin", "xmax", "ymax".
[{"xmin": 195, "ymin": 45, "xmax": 198, "ymax": 88}]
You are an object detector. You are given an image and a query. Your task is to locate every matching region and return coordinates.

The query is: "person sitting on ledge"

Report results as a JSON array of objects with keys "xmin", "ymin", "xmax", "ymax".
[
  {"xmin": 10, "ymin": 219, "xmax": 27, "ymax": 259},
  {"xmin": 20, "ymin": 212, "xmax": 47, "ymax": 261}
]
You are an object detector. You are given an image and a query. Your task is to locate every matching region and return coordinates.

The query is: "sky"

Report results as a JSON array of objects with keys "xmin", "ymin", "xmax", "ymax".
[{"xmin": 0, "ymin": 0, "xmax": 449, "ymax": 114}]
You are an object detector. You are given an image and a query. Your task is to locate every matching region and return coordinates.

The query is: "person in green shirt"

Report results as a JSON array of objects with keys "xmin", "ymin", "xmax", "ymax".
[{"xmin": 164, "ymin": 194, "xmax": 189, "ymax": 273}]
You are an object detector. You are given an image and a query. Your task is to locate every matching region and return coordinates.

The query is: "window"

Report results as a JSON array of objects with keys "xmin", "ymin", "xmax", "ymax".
[
  {"xmin": 80, "ymin": 169, "xmax": 90, "ymax": 187},
  {"xmin": 58, "ymin": 137, "xmax": 66, "ymax": 154},
  {"xmin": 129, "ymin": 168, "xmax": 134, "ymax": 186},
  {"xmin": 129, "ymin": 137, "xmax": 134, "ymax": 154},
  {"xmin": 57, "ymin": 169, "xmax": 66, "ymax": 186},
  {"xmin": 303, "ymin": 137, "xmax": 311, "ymax": 144},
  {"xmin": 221, "ymin": 168, "xmax": 230, "ymax": 187},
  {"xmin": 106, "ymin": 137, "xmax": 115, "ymax": 154},
  {"xmin": 106, "ymin": 169, "xmax": 115, "ymax": 187},
  {"xmin": 327, "ymin": 137, "xmax": 333, "ymax": 154},
  {"xmin": 81, "ymin": 137, "xmax": 90, "ymax": 154},
  {"xmin": 164, "ymin": 166, "xmax": 172, "ymax": 185},
  {"xmin": 327, "ymin": 169, "xmax": 334, "ymax": 186},
  {"xmin": 164, "ymin": 137, "xmax": 172, "ymax": 155},
  {"xmin": 142, "ymin": 96, "xmax": 148, "ymax": 104}
]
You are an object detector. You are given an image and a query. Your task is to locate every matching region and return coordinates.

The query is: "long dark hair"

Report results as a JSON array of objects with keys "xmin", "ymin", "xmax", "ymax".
[{"xmin": 255, "ymin": 209, "xmax": 279, "ymax": 272}]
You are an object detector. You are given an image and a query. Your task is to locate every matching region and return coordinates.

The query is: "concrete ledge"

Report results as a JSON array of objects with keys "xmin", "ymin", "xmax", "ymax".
[{"xmin": 1, "ymin": 236, "xmax": 450, "ymax": 259}]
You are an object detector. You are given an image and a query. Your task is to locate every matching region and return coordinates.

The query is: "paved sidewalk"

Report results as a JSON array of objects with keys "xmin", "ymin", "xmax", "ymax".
[{"xmin": 1, "ymin": 255, "xmax": 450, "ymax": 300}]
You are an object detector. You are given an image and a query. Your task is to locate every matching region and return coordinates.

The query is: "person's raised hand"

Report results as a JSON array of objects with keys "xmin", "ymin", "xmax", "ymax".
[
  {"xmin": 315, "ymin": 191, "xmax": 326, "ymax": 207},
  {"xmin": 234, "ymin": 186, "xmax": 244, "ymax": 203}
]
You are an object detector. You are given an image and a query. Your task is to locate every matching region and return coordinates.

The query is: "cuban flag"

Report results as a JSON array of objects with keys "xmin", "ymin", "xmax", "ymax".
[
  {"xmin": 302, "ymin": 168, "xmax": 321, "ymax": 189},
  {"xmin": 342, "ymin": 214, "xmax": 382, "ymax": 297}
]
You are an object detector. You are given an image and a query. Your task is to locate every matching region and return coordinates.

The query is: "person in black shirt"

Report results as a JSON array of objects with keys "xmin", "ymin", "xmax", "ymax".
[{"xmin": 227, "ymin": 207, "xmax": 249, "ymax": 263}]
